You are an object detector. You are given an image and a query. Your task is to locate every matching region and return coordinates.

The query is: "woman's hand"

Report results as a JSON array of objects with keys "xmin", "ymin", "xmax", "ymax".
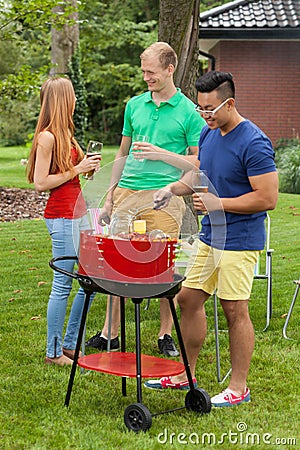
[{"xmin": 76, "ymin": 154, "xmax": 101, "ymax": 175}]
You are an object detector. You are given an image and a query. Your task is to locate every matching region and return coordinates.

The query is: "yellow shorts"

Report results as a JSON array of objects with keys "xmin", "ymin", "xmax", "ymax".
[
  {"xmin": 112, "ymin": 187, "xmax": 186, "ymax": 239},
  {"xmin": 182, "ymin": 240, "xmax": 261, "ymax": 300}
]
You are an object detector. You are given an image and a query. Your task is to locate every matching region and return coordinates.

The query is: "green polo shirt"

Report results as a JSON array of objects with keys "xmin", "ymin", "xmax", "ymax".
[{"xmin": 118, "ymin": 89, "xmax": 205, "ymax": 190}]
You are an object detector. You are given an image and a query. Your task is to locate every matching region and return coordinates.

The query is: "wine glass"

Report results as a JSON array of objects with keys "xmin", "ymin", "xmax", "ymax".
[
  {"xmin": 82, "ymin": 140, "xmax": 103, "ymax": 180},
  {"xmin": 192, "ymin": 169, "xmax": 209, "ymax": 215}
]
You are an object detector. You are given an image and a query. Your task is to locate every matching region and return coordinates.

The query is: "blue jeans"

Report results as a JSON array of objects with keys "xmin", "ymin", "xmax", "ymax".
[{"xmin": 45, "ymin": 216, "xmax": 93, "ymax": 358}]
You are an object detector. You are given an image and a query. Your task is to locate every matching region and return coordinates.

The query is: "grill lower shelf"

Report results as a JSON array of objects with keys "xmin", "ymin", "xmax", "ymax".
[{"xmin": 78, "ymin": 352, "xmax": 185, "ymax": 378}]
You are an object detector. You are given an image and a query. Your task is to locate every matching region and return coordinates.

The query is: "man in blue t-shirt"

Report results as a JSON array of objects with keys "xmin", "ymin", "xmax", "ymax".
[{"xmin": 145, "ymin": 71, "xmax": 278, "ymax": 407}]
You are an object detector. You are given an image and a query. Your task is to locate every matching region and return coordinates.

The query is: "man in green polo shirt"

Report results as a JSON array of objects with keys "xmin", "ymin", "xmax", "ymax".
[{"xmin": 86, "ymin": 42, "xmax": 205, "ymax": 356}]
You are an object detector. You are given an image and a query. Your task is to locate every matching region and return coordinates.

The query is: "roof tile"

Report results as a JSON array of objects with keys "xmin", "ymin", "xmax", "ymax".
[{"xmin": 200, "ymin": 0, "xmax": 300, "ymax": 28}]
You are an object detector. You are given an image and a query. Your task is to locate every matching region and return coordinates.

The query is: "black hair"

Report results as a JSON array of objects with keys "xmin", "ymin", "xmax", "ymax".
[{"xmin": 195, "ymin": 71, "xmax": 235, "ymax": 99}]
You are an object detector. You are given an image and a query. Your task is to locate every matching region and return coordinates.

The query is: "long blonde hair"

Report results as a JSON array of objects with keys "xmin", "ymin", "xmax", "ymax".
[{"xmin": 27, "ymin": 77, "xmax": 84, "ymax": 183}]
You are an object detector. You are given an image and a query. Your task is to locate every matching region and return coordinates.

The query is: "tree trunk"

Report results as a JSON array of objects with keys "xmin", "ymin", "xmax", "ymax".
[
  {"xmin": 159, "ymin": 0, "xmax": 200, "ymax": 236},
  {"xmin": 158, "ymin": 0, "xmax": 200, "ymax": 102},
  {"xmin": 50, "ymin": 0, "xmax": 79, "ymax": 76}
]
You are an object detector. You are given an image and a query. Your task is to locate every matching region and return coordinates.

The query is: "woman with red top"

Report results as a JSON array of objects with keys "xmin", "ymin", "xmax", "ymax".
[{"xmin": 27, "ymin": 77, "xmax": 101, "ymax": 366}]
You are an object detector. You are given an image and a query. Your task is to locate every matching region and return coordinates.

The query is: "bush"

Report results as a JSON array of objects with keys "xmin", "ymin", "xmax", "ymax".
[
  {"xmin": 0, "ymin": 96, "xmax": 38, "ymax": 146},
  {"xmin": 275, "ymin": 138, "xmax": 300, "ymax": 194}
]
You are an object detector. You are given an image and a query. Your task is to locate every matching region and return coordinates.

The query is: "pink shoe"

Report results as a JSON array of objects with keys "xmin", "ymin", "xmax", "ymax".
[
  {"xmin": 144, "ymin": 376, "xmax": 197, "ymax": 391},
  {"xmin": 211, "ymin": 387, "xmax": 250, "ymax": 407}
]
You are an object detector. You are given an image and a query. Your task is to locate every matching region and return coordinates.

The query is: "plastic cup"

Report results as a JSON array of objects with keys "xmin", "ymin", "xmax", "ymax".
[{"xmin": 132, "ymin": 135, "xmax": 149, "ymax": 162}]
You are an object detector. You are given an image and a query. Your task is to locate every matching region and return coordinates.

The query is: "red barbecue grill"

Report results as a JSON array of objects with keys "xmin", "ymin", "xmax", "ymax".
[
  {"xmin": 49, "ymin": 230, "xmax": 211, "ymax": 432},
  {"xmin": 78, "ymin": 230, "xmax": 177, "ymax": 282}
]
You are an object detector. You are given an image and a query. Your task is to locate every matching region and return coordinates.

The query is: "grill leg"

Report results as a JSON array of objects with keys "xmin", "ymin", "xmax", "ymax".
[
  {"xmin": 107, "ymin": 295, "xmax": 113, "ymax": 351},
  {"xmin": 120, "ymin": 296, "xmax": 127, "ymax": 396},
  {"xmin": 65, "ymin": 290, "xmax": 92, "ymax": 406},
  {"xmin": 167, "ymin": 296, "xmax": 195, "ymax": 390},
  {"xmin": 133, "ymin": 299, "xmax": 144, "ymax": 403}
]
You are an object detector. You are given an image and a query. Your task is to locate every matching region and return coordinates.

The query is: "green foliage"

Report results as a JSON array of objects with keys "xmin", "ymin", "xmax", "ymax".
[
  {"xmin": 0, "ymin": 65, "xmax": 48, "ymax": 146},
  {"xmin": 275, "ymin": 138, "xmax": 300, "ymax": 194},
  {"xmin": 200, "ymin": 0, "xmax": 233, "ymax": 13},
  {"xmin": 0, "ymin": 0, "xmax": 235, "ymax": 146},
  {"xmin": 79, "ymin": 0, "xmax": 158, "ymax": 144},
  {"xmin": 0, "ymin": 0, "xmax": 79, "ymax": 146},
  {"xmin": 0, "ymin": 0, "xmax": 159, "ymax": 145},
  {"xmin": 0, "ymin": 0, "xmax": 79, "ymax": 40},
  {"xmin": 0, "ymin": 0, "xmax": 79, "ymax": 107},
  {"xmin": 274, "ymin": 137, "xmax": 300, "ymax": 151},
  {"xmin": 68, "ymin": 46, "xmax": 88, "ymax": 151},
  {"xmin": 0, "ymin": 64, "xmax": 46, "ymax": 101}
]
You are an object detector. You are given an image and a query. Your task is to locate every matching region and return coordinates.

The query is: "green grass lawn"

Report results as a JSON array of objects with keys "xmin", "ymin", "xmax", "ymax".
[
  {"xmin": 0, "ymin": 146, "xmax": 299, "ymax": 449},
  {"xmin": 0, "ymin": 145, "xmax": 118, "ymax": 189}
]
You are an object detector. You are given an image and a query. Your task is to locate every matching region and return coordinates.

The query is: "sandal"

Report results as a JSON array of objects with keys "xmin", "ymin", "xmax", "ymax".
[
  {"xmin": 44, "ymin": 355, "xmax": 73, "ymax": 366},
  {"xmin": 63, "ymin": 348, "xmax": 82, "ymax": 360}
]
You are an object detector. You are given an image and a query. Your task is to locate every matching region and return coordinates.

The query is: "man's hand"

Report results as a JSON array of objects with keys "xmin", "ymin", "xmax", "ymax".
[
  {"xmin": 153, "ymin": 186, "xmax": 173, "ymax": 210},
  {"xmin": 98, "ymin": 200, "xmax": 113, "ymax": 225},
  {"xmin": 192, "ymin": 192, "xmax": 223, "ymax": 213},
  {"xmin": 132, "ymin": 142, "xmax": 164, "ymax": 161}
]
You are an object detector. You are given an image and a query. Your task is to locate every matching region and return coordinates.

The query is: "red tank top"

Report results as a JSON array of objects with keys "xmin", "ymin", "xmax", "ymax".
[{"xmin": 44, "ymin": 147, "xmax": 87, "ymax": 219}]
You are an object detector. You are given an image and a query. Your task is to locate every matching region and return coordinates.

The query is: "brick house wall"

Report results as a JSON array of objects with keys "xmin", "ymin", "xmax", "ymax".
[{"xmin": 208, "ymin": 40, "xmax": 300, "ymax": 145}]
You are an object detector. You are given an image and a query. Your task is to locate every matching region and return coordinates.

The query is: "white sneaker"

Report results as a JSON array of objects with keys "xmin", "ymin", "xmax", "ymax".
[{"xmin": 211, "ymin": 387, "xmax": 250, "ymax": 407}]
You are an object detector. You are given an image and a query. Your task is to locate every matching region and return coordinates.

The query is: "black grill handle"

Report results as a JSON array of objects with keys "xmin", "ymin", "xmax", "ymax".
[{"xmin": 49, "ymin": 256, "xmax": 81, "ymax": 281}]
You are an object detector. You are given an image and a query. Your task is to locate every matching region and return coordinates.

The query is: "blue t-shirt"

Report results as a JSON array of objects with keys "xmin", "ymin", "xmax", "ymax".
[{"xmin": 198, "ymin": 120, "xmax": 276, "ymax": 251}]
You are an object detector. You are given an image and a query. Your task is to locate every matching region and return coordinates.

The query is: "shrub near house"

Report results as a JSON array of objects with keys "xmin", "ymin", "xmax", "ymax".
[{"xmin": 275, "ymin": 138, "xmax": 300, "ymax": 194}]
